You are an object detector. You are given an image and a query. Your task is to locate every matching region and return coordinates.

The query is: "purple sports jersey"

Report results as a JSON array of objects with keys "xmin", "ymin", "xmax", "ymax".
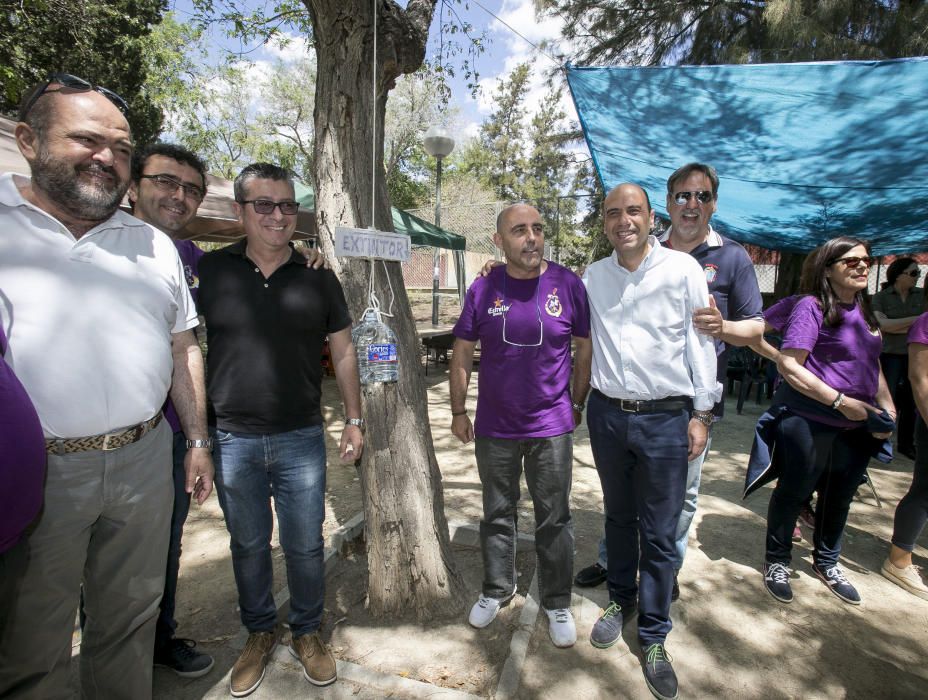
[
  {"xmin": 780, "ymin": 295, "xmax": 882, "ymax": 404},
  {"xmin": 908, "ymin": 312, "xmax": 928, "ymax": 346},
  {"xmin": 164, "ymin": 239, "xmax": 204, "ymax": 433},
  {"xmin": 453, "ymin": 262, "xmax": 590, "ymax": 439},
  {"xmin": 0, "ymin": 324, "xmax": 46, "ymax": 552}
]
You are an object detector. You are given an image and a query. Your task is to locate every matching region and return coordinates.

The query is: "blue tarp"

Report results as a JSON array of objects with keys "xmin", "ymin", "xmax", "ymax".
[{"xmin": 565, "ymin": 59, "xmax": 928, "ymax": 255}]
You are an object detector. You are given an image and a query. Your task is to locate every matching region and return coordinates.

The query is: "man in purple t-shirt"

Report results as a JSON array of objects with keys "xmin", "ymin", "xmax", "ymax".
[
  {"xmin": 127, "ymin": 143, "xmax": 214, "ymax": 677},
  {"xmin": 450, "ymin": 204, "xmax": 592, "ymax": 649}
]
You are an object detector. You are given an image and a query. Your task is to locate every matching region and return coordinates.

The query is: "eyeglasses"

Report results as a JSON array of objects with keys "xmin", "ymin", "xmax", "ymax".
[
  {"xmin": 501, "ymin": 275, "xmax": 543, "ymax": 347},
  {"xmin": 18, "ymin": 73, "xmax": 129, "ymax": 121},
  {"xmin": 828, "ymin": 255, "xmax": 875, "ymax": 268},
  {"xmin": 140, "ymin": 174, "xmax": 205, "ymax": 202},
  {"xmin": 906, "ymin": 269, "xmax": 921, "ymax": 278},
  {"xmin": 673, "ymin": 190, "xmax": 713, "ymax": 205},
  {"xmin": 238, "ymin": 199, "xmax": 300, "ymax": 215}
]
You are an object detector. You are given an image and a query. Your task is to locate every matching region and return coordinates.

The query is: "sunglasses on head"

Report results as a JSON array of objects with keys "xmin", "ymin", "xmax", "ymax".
[
  {"xmin": 18, "ymin": 73, "xmax": 129, "ymax": 121},
  {"xmin": 828, "ymin": 255, "xmax": 875, "ymax": 268},
  {"xmin": 673, "ymin": 190, "xmax": 713, "ymax": 205},
  {"xmin": 239, "ymin": 199, "xmax": 300, "ymax": 215}
]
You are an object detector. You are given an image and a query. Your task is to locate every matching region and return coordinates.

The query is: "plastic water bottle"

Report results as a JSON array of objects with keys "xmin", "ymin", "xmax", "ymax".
[{"xmin": 352, "ymin": 309, "xmax": 399, "ymax": 384}]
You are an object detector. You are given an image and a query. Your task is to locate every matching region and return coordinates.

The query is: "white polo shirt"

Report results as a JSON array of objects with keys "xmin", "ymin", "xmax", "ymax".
[
  {"xmin": 582, "ymin": 236, "xmax": 721, "ymax": 411},
  {"xmin": 0, "ymin": 173, "xmax": 197, "ymax": 438}
]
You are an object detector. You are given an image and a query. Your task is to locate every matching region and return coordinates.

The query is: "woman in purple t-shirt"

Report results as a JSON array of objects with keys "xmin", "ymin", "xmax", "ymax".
[
  {"xmin": 762, "ymin": 237, "xmax": 896, "ymax": 606},
  {"xmin": 881, "ymin": 309, "xmax": 928, "ymax": 599}
]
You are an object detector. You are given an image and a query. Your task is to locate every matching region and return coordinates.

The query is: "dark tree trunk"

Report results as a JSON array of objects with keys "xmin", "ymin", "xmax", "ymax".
[
  {"xmin": 773, "ymin": 250, "xmax": 806, "ymax": 300},
  {"xmin": 304, "ymin": 0, "xmax": 464, "ymax": 618}
]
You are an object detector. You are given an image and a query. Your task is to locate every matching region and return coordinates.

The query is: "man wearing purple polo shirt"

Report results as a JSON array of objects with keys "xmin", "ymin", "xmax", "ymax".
[
  {"xmin": 449, "ymin": 203, "xmax": 592, "ymax": 649},
  {"xmin": 127, "ymin": 142, "xmax": 215, "ymax": 678}
]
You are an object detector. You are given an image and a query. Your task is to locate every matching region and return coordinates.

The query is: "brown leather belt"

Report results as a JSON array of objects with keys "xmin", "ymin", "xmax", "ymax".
[
  {"xmin": 45, "ymin": 413, "xmax": 163, "ymax": 455},
  {"xmin": 592, "ymin": 389, "xmax": 691, "ymax": 413}
]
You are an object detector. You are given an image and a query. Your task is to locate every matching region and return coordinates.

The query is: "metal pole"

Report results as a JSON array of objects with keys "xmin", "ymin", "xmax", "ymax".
[
  {"xmin": 554, "ymin": 197, "xmax": 561, "ymax": 265},
  {"xmin": 431, "ymin": 157, "xmax": 443, "ymax": 326}
]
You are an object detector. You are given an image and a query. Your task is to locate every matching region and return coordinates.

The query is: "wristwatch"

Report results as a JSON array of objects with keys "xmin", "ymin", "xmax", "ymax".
[
  {"xmin": 186, "ymin": 438, "xmax": 213, "ymax": 451},
  {"xmin": 571, "ymin": 401, "xmax": 585, "ymax": 413},
  {"xmin": 346, "ymin": 418, "xmax": 365, "ymax": 430},
  {"xmin": 691, "ymin": 410, "xmax": 714, "ymax": 428}
]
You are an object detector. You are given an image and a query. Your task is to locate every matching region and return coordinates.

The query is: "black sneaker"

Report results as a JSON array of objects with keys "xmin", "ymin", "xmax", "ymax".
[
  {"xmin": 671, "ymin": 572, "xmax": 679, "ymax": 602},
  {"xmin": 812, "ymin": 563, "xmax": 861, "ymax": 605},
  {"xmin": 154, "ymin": 638, "xmax": 215, "ymax": 678},
  {"xmin": 642, "ymin": 643, "xmax": 678, "ymax": 700},
  {"xmin": 574, "ymin": 562, "xmax": 608, "ymax": 588},
  {"xmin": 589, "ymin": 600, "xmax": 635, "ymax": 649},
  {"xmin": 763, "ymin": 561, "xmax": 793, "ymax": 603}
]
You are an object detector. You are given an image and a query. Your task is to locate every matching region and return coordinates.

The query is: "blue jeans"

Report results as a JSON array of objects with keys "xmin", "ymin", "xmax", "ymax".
[
  {"xmin": 474, "ymin": 433, "xmax": 574, "ymax": 610},
  {"xmin": 155, "ymin": 431, "xmax": 192, "ymax": 649},
  {"xmin": 587, "ymin": 392, "xmax": 689, "ymax": 646},
  {"xmin": 596, "ymin": 439, "xmax": 711, "ymax": 572},
  {"xmin": 765, "ymin": 415, "xmax": 875, "ymax": 567},
  {"xmin": 213, "ymin": 425, "xmax": 327, "ymax": 637}
]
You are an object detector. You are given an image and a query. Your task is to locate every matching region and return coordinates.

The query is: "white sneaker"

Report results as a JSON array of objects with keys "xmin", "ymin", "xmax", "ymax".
[
  {"xmin": 545, "ymin": 608, "xmax": 576, "ymax": 648},
  {"xmin": 468, "ymin": 595, "xmax": 502, "ymax": 628},
  {"xmin": 881, "ymin": 558, "xmax": 928, "ymax": 600}
]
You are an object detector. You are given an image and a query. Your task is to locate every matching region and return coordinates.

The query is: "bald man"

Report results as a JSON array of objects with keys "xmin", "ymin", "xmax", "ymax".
[
  {"xmin": 577, "ymin": 184, "xmax": 720, "ymax": 700},
  {"xmin": 0, "ymin": 75, "xmax": 211, "ymax": 699},
  {"xmin": 450, "ymin": 204, "xmax": 592, "ymax": 649}
]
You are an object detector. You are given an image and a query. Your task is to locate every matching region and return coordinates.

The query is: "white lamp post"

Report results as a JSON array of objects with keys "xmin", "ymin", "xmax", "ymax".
[{"xmin": 423, "ymin": 125, "xmax": 455, "ymax": 326}]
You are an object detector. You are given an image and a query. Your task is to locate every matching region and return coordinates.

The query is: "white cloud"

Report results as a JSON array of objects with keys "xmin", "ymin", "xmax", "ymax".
[{"xmin": 261, "ymin": 31, "xmax": 313, "ymax": 63}]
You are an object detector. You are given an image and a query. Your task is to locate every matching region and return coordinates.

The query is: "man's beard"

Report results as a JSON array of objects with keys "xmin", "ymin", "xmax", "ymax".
[{"xmin": 31, "ymin": 147, "xmax": 128, "ymax": 222}]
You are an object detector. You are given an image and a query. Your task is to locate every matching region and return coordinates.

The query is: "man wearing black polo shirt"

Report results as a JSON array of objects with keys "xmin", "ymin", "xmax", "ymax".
[{"xmin": 197, "ymin": 163, "xmax": 363, "ymax": 696}]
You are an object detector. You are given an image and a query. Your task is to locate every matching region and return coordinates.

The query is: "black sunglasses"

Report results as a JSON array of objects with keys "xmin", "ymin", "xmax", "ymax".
[
  {"xmin": 906, "ymin": 269, "xmax": 921, "ymax": 278},
  {"xmin": 238, "ymin": 199, "xmax": 300, "ymax": 215},
  {"xmin": 673, "ymin": 190, "xmax": 713, "ymax": 205},
  {"xmin": 18, "ymin": 73, "xmax": 130, "ymax": 122},
  {"xmin": 141, "ymin": 174, "xmax": 205, "ymax": 202},
  {"xmin": 828, "ymin": 255, "xmax": 875, "ymax": 268}
]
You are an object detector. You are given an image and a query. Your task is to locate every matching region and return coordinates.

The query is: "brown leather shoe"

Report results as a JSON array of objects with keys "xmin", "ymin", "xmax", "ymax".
[
  {"xmin": 231, "ymin": 630, "xmax": 278, "ymax": 697},
  {"xmin": 289, "ymin": 632, "xmax": 337, "ymax": 686}
]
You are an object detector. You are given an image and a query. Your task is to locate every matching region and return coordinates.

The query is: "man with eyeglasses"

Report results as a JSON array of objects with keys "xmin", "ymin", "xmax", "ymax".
[
  {"xmin": 125, "ymin": 142, "xmax": 215, "ymax": 678},
  {"xmin": 579, "ymin": 183, "xmax": 720, "ymax": 700},
  {"xmin": 449, "ymin": 203, "xmax": 592, "ymax": 649},
  {"xmin": 0, "ymin": 76, "xmax": 211, "ymax": 699},
  {"xmin": 575, "ymin": 163, "xmax": 764, "ymax": 603},
  {"xmin": 196, "ymin": 162, "xmax": 363, "ymax": 696}
]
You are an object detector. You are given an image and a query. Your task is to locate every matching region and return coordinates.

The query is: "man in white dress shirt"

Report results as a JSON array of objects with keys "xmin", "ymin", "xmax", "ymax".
[{"xmin": 577, "ymin": 183, "xmax": 720, "ymax": 700}]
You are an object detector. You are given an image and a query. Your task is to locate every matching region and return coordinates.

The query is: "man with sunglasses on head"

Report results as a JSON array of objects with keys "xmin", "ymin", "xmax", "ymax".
[
  {"xmin": 196, "ymin": 162, "xmax": 363, "ymax": 696},
  {"xmin": 449, "ymin": 203, "xmax": 592, "ymax": 650},
  {"xmin": 575, "ymin": 163, "xmax": 764, "ymax": 603},
  {"xmin": 0, "ymin": 76, "xmax": 212, "ymax": 699}
]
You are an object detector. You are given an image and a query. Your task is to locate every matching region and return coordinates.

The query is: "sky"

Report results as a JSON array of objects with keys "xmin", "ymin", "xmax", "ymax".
[{"xmin": 167, "ymin": 0, "xmax": 580, "ymax": 145}]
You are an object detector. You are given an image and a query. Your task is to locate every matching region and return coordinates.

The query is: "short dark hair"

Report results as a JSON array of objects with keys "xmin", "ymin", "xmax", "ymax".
[
  {"xmin": 881, "ymin": 256, "xmax": 918, "ymax": 290},
  {"xmin": 667, "ymin": 162, "xmax": 719, "ymax": 200},
  {"xmin": 804, "ymin": 236, "xmax": 879, "ymax": 330},
  {"xmin": 131, "ymin": 143, "xmax": 208, "ymax": 192},
  {"xmin": 234, "ymin": 163, "xmax": 294, "ymax": 202}
]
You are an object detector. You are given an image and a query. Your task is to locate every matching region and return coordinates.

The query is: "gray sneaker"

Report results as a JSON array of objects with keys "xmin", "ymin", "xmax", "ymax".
[
  {"xmin": 590, "ymin": 601, "xmax": 634, "ymax": 649},
  {"xmin": 231, "ymin": 630, "xmax": 278, "ymax": 697}
]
